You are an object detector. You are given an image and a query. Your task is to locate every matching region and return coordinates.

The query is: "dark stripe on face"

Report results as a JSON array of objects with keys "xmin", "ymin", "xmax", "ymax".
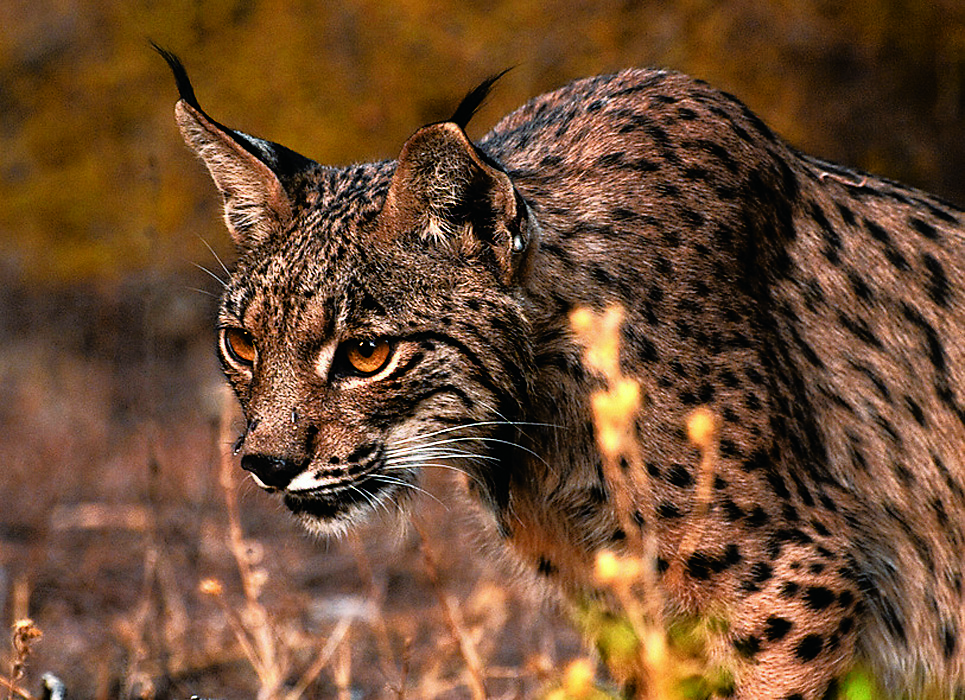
[
  {"xmin": 366, "ymin": 385, "xmax": 478, "ymax": 430},
  {"xmin": 407, "ymin": 330, "xmax": 524, "ymax": 405}
]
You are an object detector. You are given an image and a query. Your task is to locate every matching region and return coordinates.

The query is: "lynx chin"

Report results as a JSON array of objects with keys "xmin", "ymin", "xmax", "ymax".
[{"xmin": 159, "ymin": 48, "xmax": 965, "ymax": 699}]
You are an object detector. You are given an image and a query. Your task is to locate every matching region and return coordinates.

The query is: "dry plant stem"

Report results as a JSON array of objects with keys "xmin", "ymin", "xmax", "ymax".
[
  {"xmin": 610, "ymin": 576, "xmax": 672, "ymax": 700},
  {"xmin": 10, "ymin": 621, "xmax": 40, "ymax": 700},
  {"xmin": 413, "ymin": 520, "xmax": 488, "ymax": 700},
  {"xmin": 218, "ymin": 390, "xmax": 284, "ymax": 699},
  {"xmin": 573, "ymin": 307, "xmax": 672, "ymax": 700},
  {"xmin": 571, "ymin": 307, "xmax": 655, "ymax": 555},
  {"xmin": 6, "ymin": 620, "xmax": 42, "ymax": 700},
  {"xmin": 597, "ymin": 441, "xmax": 667, "ymax": 699},
  {"xmin": 348, "ymin": 532, "xmax": 399, "ymax": 681},
  {"xmin": 0, "ymin": 676, "xmax": 29, "ymax": 700},
  {"xmin": 333, "ymin": 636, "xmax": 352, "ymax": 700},
  {"xmin": 666, "ymin": 410, "xmax": 720, "ymax": 590},
  {"xmin": 10, "ymin": 578, "xmax": 30, "ymax": 631},
  {"xmin": 285, "ymin": 618, "xmax": 352, "ymax": 700},
  {"xmin": 208, "ymin": 592, "xmax": 265, "ymax": 683}
]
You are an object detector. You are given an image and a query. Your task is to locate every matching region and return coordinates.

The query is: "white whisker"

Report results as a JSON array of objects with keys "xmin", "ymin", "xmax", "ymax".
[
  {"xmin": 373, "ymin": 474, "xmax": 445, "ymax": 508},
  {"xmin": 193, "ymin": 261, "xmax": 229, "ymax": 289},
  {"xmin": 392, "ymin": 420, "xmax": 558, "ymax": 446},
  {"xmin": 198, "ymin": 235, "xmax": 231, "ymax": 278},
  {"xmin": 400, "ymin": 435, "xmax": 548, "ymax": 466},
  {"xmin": 384, "ymin": 460, "xmax": 487, "ymax": 490},
  {"xmin": 386, "ymin": 447, "xmax": 499, "ymax": 461}
]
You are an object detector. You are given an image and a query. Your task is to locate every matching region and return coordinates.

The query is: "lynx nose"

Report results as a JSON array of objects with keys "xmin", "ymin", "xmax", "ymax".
[{"xmin": 240, "ymin": 454, "xmax": 305, "ymax": 490}]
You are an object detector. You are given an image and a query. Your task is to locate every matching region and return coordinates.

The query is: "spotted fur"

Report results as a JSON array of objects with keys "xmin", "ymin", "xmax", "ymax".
[{"xmin": 160, "ymin": 49, "xmax": 965, "ymax": 699}]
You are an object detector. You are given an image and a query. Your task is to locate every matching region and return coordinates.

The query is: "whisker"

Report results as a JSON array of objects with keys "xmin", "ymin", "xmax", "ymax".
[
  {"xmin": 193, "ymin": 261, "xmax": 229, "ymax": 289},
  {"xmin": 186, "ymin": 286, "xmax": 218, "ymax": 299},
  {"xmin": 392, "ymin": 435, "xmax": 521, "ymax": 454},
  {"xmin": 351, "ymin": 481, "xmax": 391, "ymax": 518},
  {"xmin": 373, "ymin": 474, "xmax": 445, "ymax": 508},
  {"xmin": 384, "ymin": 460, "xmax": 487, "ymax": 490},
  {"xmin": 490, "ymin": 407, "xmax": 555, "ymax": 444},
  {"xmin": 386, "ymin": 447, "xmax": 499, "ymax": 461},
  {"xmin": 399, "ymin": 435, "xmax": 548, "ymax": 466},
  {"xmin": 392, "ymin": 420, "xmax": 559, "ymax": 446},
  {"xmin": 198, "ymin": 235, "xmax": 231, "ymax": 278}
]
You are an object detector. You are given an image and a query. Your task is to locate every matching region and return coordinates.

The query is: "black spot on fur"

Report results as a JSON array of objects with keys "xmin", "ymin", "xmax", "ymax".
[
  {"xmin": 944, "ymin": 623, "xmax": 958, "ymax": 659},
  {"xmin": 922, "ymin": 253, "xmax": 951, "ymax": 308},
  {"xmin": 734, "ymin": 635, "xmax": 761, "ymax": 658},
  {"xmin": 909, "ymin": 216, "xmax": 939, "ymax": 240},
  {"xmin": 537, "ymin": 556, "xmax": 557, "ymax": 576},
  {"xmin": 721, "ymin": 499, "xmax": 744, "ymax": 522},
  {"xmin": 780, "ymin": 581, "xmax": 801, "ymax": 598},
  {"xmin": 764, "ymin": 616, "xmax": 793, "ymax": 642},
  {"xmin": 746, "ymin": 506, "xmax": 770, "ymax": 528},
  {"xmin": 743, "ymin": 561, "xmax": 774, "ymax": 592},
  {"xmin": 666, "ymin": 464, "xmax": 693, "ymax": 488},
  {"xmin": 795, "ymin": 634, "xmax": 824, "ymax": 661},
  {"xmin": 804, "ymin": 586, "xmax": 836, "ymax": 611}
]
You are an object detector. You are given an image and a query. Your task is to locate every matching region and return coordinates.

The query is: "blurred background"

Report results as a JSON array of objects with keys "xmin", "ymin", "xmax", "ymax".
[{"xmin": 0, "ymin": 1, "xmax": 963, "ymax": 698}]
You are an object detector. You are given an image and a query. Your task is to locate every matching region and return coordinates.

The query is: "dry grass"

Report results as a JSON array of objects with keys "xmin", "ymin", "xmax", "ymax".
[
  {"xmin": 568, "ymin": 307, "xmax": 727, "ymax": 700},
  {"xmin": 0, "ymin": 315, "xmax": 582, "ymax": 699},
  {"xmin": 0, "ymin": 296, "xmax": 885, "ymax": 699}
]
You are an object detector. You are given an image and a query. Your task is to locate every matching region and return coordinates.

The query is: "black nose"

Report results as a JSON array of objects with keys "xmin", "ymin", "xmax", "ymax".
[{"xmin": 240, "ymin": 454, "xmax": 305, "ymax": 490}]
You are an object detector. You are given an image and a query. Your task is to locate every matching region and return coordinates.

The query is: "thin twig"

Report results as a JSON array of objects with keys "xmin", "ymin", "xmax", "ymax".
[
  {"xmin": 285, "ymin": 618, "xmax": 352, "ymax": 700},
  {"xmin": 333, "ymin": 636, "xmax": 352, "ymax": 700},
  {"xmin": 217, "ymin": 390, "xmax": 284, "ymax": 698},
  {"xmin": 0, "ymin": 676, "xmax": 30, "ymax": 700},
  {"xmin": 414, "ymin": 520, "xmax": 488, "ymax": 700},
  {"xmin": 348, "ymin": 533, "xmax": 399, "ymax": 681},
  {"xmin": 7, "ymin": 620, "xmax": 41, "ymax": 700}
]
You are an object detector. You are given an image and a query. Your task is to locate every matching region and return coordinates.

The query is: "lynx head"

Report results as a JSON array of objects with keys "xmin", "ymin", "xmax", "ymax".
[{"xmin": 159, "ymin": 49, "xmax": 538, "ymax": 536}]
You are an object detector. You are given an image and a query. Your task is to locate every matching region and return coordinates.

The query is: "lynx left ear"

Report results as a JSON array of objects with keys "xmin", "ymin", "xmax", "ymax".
[
  {"xmin": 377, "ymin": 121, "xmax": 533, "ymax": 284},
  {"xmin": 155, "ymin": 46, "xmax": 313, "ymax": 250}
]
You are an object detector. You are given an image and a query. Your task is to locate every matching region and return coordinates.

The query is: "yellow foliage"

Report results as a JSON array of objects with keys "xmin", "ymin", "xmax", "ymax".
[{"xmin": 686, "ymin": 408, "xmax": 718, "ymax": 451}]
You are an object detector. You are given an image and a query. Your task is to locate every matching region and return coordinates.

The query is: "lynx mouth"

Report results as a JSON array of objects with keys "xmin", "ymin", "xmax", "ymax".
[{"xmin": 278, "ymin": 473, "xmax": 410, "ymax": 534}]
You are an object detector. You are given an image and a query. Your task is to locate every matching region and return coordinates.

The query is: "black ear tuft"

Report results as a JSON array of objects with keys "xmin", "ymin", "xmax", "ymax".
[
  {"xmin": 448, "ymin": 68, "xmax": 513, "ymax": 129},
  {"xmin": 151, "ymin": 42, "xmax": 202, "ymax": 112}
]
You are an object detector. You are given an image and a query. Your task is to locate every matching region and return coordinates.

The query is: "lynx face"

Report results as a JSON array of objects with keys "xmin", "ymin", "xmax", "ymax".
[
  {"xmin": 217, "ymin": 191, "xmax": 533, "ymax": 536},
  {"xmin": 160, "ymin": 51, "xmax": 538, "ymax": 535}
]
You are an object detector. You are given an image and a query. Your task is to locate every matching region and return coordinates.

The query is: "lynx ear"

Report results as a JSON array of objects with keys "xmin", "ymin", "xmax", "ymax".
[
  {"xmin": 156, "ymin": 46, "xmax": 312, "ymax": 249},
  {"xmin": 377, "ymin": 121, "xmax": 533, "ymax": 284}
]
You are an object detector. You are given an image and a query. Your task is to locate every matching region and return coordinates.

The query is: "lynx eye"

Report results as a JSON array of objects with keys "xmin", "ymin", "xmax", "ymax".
[
  {"xmin": 342, "ymin": 338, "xmax": 392, "ymax": 376},
  {"xmin": 222, "ymin": 327, "xmax": 257, "ymax": 366}
]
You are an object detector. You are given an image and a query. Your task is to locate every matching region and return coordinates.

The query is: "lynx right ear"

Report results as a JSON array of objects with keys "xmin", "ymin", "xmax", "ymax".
[{"xmin": 155, "ymin": 46, "xmax": 312, "ymax": 249}]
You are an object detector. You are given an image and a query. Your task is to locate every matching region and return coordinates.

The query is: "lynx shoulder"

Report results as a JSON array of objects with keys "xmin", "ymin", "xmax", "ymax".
[{"xmin": 159, "ymin": 49, "xmax": 965, "ymax": 699}]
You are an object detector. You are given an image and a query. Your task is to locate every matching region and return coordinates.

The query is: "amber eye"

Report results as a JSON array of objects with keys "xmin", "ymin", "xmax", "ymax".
[
  {"xmin": 343, "ymin": 338, "xmax": 392, "ymax": 376},
  {"xmin": 222, "ymin": 327, "xmax": 257, "ymax": 366}
]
